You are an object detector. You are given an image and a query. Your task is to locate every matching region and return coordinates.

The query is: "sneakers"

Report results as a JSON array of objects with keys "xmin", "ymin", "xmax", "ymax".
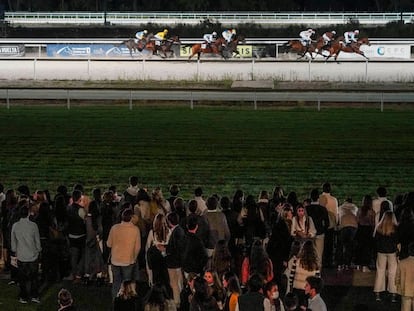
[
  {"xmin": 362, "ymin": 266, "xmax": 371, "ymax": 273},
  {"xmin": 8, "ymin": 280, "xmax": 16, "ymax": 285},
  {"xmin": 31, "ymin": 297, "xmax": 41, "ymax": 304},
  {"xmin": 18, "ymin": 298, "xmax": 28, "ymax": 304},
  {"xmin": 375, "ymin": 293, "xmax": 381, "ymax": 302}
]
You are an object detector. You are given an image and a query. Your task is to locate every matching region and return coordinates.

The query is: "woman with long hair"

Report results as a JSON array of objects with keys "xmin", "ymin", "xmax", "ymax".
[
  {"xmin": 82, "ymin": 200, "xmax": 105, "ymax": 283},
  {"xmin": 210, "ymin": 239, "xmax": 232, "ymax": 280},
  {"xmin": 146, "ymin": 213, "xmax": 171, "ymax": 297},
  {"xmin": 373, "ymin": 211, "xmax": 399, "ymax": 302},
  {"xmin": 355, "ymin": 195, "xmax": 375, "ymax": 272},
  {"xmin": 222, "ymin": 272, "xmax": 241, "ymax": 311},
  {"xmin": 290, "ymin": 204, "xmax": 316, "ymax": 243},
  {"xmin": 190, "ymin": 277, "xmax": 219, "ymax": 311},
  {"xmin": 241, "ymin": 239, "xmax": 273, "ymax": 287},
  {"xmin": 204, "ymin": 269, "xmax": 225, "ymax": 310},
  {"xmin": 285, "ymin": 240, "xmax": 320, "ymax": 306}
]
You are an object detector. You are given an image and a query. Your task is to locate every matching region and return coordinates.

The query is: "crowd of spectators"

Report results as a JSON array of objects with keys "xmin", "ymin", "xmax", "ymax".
[{"xmin": 1, "ymin": 180, "xmax": 414, "ymax": 311}]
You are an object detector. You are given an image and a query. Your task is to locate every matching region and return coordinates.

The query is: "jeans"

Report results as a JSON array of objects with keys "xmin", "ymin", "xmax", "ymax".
[
  {"xmin": 111, "ymin": 263, "xmax": 139, "ymax": 299},
  {"xmin": 374, "ymin": 252, "xmax": 398, "ymax": 294},
  {"xmin": 18, "ymin": 260, "xmax": 39, "ymax": 300},
  {"xmin": 338, "ymin": 227, "xmax": 357, "ymax": 266}
]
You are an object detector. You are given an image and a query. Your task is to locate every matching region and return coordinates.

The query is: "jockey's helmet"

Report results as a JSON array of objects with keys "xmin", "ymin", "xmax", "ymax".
[
  {"xmin": 354, "ymin": 29, "xmax": 359, "ymax": 34},
  {"xmin": 332, "ymin": 30, "xmax": 336, "ymax": 35},
  {"xmin": 212, "ymin": 31, "xmax": 217, "ymax": 37},
  {"xmin": 144, "ymin": 30, "xmax": 148, "ymax": 34},
  {"xmin": 164, "ymin": 29, "xmax": 168, "ymax": 33},
  {"xmin": 232, "ymin": 29, "xmax": 236, "ymax": 34}
]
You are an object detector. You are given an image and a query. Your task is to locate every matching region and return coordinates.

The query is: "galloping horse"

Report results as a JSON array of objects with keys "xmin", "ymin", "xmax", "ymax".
[
  {"xmin": 283, "ymin": 39, "xmax": 316, "ymax": 59},
  {"xmin": 120, "ymin": 33, "xmax": 154, "ymax": 57},
  {"xmin": 222, "ymin": 34, "xmax": 245, "ymax": 59},
  {"xmin": 188, "ymin": 34, "xmax": 245, "ymax": 61},
  {"xmin": 325, "ymin": 37, "xmax": 371, "ymax": 63},
  {"xmin": 188, "ymin": 37, "xmax": 226, "ymax": 60},
  {"xmin": 145, "ymin": 35, "xmax": 181, "ymax": 58}
]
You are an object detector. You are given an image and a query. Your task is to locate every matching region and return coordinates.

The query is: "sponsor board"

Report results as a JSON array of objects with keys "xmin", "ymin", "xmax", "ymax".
[
  {"xmin": 337, "ymin": 44, "xmax": 410, "ymax": 59},
  {"xmin": 180, "ymin": 45, "xmax": 253, "ymax": 58},
  {"xmin": 0, "ymin": 45, "xmax": 25, "ymax": 56},
  {"xmin": 47, "ymin": 44, "xmax": 141, "ymax": 57}
]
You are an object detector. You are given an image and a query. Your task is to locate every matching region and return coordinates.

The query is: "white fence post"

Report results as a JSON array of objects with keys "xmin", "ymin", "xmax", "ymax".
[
  {"xmin": 66, "ymin": 89, "xmax": 70, "ymax": 109},
  {"xmin": 365, "ymin": 60, "xmax": 368, "ymax": 83},
  {"xmin": 33, "ymin": 58, "xmax": 37, "ymax": 80},
  {"xmin": 6, "ymin": 89, "xmax": 10, "ymax": 109},
  {"xmin": 129, "ymin": 90, "xmax": 133, "ymax": 110}
]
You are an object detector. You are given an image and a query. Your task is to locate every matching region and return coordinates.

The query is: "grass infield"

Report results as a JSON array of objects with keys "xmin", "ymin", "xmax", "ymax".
[{"xmin": 0, "ymin": 105, "xmax": 413, "ymax": 202}]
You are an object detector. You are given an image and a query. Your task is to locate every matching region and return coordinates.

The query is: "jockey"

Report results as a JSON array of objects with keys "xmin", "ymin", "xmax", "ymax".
[
  {"xmin": 203, "ymin": 31, "xmax": 217, "ymax": 48},
  {"xmin": 299, "ymin": 28, "xmax": 315, "ymax": 46},
  {"xmin": 135, "ymin": 29, "xmax": 148, "ymax": 43},
  {"xmin": 222, "ymin": 29, "xmax": 236, "ymax": 44},
  {"xmin": 344, "ymin": 29, "xmax": 359, "ymax": 45},
  {"xmin": 322, "ymin": 30, "xmax": 336, "ymax": 46},
  {"xmin": 154, "ymin": 29, "xmax": 168, "ymax": 45}
]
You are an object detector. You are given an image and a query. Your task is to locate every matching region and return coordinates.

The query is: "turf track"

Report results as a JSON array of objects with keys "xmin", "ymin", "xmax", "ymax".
[{"xmin": 0, "ymin": 106, "xmax": 413, "ymax": 201}]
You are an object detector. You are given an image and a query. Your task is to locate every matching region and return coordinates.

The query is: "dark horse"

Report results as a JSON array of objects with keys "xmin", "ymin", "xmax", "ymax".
[
  {"xmin": 325, "ymin": 37, "xmax": 371, "ymax": 63},
  {"xmin": 188, "ymin": 34, "xmax": 245, "ymax": 61},
  {"xmin": 283, "ymin": 39, "xmax": 316, "ymax": 59},
  {"xmin": 120, "ymin": 33, "xmax": 154, "ymax": 57},
  {"xmin": 144, "ymin": 35, "xmax": 181, "ymax": 58}
]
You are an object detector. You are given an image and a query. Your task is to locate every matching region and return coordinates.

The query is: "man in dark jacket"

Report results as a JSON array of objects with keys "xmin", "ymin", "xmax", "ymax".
[
  {"xmin": 66, "ymin": 190, "xmax": 86, "ymax": 282},
  {"xmin": 182, "ymin": 215, "xmax": 208, "ymax": 278},
  {"xmin": 166, "ymin": 212, "xmax": 186, "ymax": 309},
  {"xmin": 237, "ymin": 273, "xmax": 264, "ymax": 311}
]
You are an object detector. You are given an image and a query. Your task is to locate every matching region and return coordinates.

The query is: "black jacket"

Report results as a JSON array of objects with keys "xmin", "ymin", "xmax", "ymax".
[
  {"xmin": 166, "ymin": 225, "xmax": 186, "ymax": 268},
  {"xmin": 182, "ymin": 232, "xmax": 208, "ymax": 274}
]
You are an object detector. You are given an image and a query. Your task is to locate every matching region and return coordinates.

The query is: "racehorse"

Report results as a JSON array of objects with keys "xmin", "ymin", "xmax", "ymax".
[
  {"xmin": 222, "ymin": 34, "xmax": 245, "ymax": 59},
  {"xmin": 188, "ymin": 38, "xmax": 226, "ymax": 60},
  {"xmin": 144, "ymin": 35, "xmax": 181, "ymax": 58},
  {"xmin": 283, "ymin": 39, "xmax": 316, "ymax": 59},
  {"xmin": 325, "ymin": 37, "xmax": 371, "ymax": 63},
  {"xmin": 120, "ymin": 33, "xmax": 154, "ymax": 57},
  {"xmin": 188, "ymin": 34, "xmax": 245, "ymax": 61}
]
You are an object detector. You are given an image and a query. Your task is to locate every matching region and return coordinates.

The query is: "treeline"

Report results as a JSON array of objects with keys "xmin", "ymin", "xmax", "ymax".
[{"xmin": 4, "ymin": 0, "xmax": 414, "ymax": 12}]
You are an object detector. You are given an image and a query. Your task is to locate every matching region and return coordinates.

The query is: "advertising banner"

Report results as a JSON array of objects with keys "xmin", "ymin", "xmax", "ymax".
[
  {"xmin": 47, "ymin": 44, "xmax": 139, "ymax": 57},
  {"xmin": 337, "ymin": 44, "xmax": 410, "ymax": 59},
  {"xmin": 0, "ymin": 45, "xmax": 25, "ymax": 56}
]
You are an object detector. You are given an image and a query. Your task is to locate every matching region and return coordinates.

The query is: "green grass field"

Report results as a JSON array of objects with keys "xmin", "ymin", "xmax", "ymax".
[{"xmin": 1, "ymin": 106, "xmax": 414, "ymax": 202}]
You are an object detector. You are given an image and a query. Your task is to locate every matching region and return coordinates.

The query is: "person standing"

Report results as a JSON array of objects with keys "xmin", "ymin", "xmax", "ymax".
[
  {"xmin": 67, "ymin": 190, "xmax": 86, "ymax": 283},
  {"xmin": 182, "ymin": 215, "xmax": 208, "ymax": 278},
  {"xmin": 306, "ymin": 189, "xmax": 329, "ymax": 268},
  {"xmin": 236, "ymin": 273, "xmax": 264, "ymax": 311},
  {"xmin": 373, "ymin": 211, "xmax": 399, "ymax": 303},
  {"xmin": 107, "ymin": 208, "xmax": 141, "ymax": 299},
  {"xmin": 396, "ymin": 242, "xmax": 414, "ymax": 311},
  {"xmin": 319, "ymin": 182, "xmax": 338, "ymax": 268},
  {"xmin": 11, "ymin": 204, "xmax": 42, "ymax": 304},
  {"xmin": 166, "ymin": 212, "xmax": 186, "ymax": 310},
  {"xmin": 304, "ymin": 276, "xmax": 327, "ymax": 311}
]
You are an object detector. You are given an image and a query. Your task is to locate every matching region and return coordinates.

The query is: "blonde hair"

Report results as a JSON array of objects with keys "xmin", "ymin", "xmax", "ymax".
[{"xmin": 375, "ymin": 211, "xmax": 397, "ymax": 236}]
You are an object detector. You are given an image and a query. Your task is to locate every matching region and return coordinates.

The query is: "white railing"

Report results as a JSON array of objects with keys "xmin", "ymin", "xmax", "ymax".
[{"xmin": 4, "ymin": 11, "xmax": 414, "ymax": 26}]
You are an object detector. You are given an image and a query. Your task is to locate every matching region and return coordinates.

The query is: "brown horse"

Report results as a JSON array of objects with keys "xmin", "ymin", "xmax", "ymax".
[
  {"xmin": 120, "ymin": 33, "xmax": 154, "ymax": 57},
  {"xmin": 188, "ymin": 34, "xmax": 245, "ymax": 60},
  {"xmin": 222, "ymin": 34, "xmax": 245, "ymax": 59},
  {"xmin": 144, "ymin": 35, "xmax": 181, "ymax": 58},
  {"xmin": 325, "ymin": 37, "xmax": 371, "ymax": 63},
  {"xmin": 283, "ymin": 39, "xmax": 316, "ymax": 59},
  {"xmin": 188, "ymin": 37, "xmax": 226, "ymax": 60}
]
